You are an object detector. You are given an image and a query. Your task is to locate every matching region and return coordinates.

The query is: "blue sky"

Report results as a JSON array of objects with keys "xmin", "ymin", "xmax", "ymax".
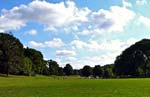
[{"xmin": 0, "ymin": 0, "xmax": 150, "ymax": 69}]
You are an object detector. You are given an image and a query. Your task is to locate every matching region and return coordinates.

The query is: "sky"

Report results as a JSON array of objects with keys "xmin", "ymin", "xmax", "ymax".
[{"xmin": 0, "ymin": 0, "xmax": 150, "ymax": 69}]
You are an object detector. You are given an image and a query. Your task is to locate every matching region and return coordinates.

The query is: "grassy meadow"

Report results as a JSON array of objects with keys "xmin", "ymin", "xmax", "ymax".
[{"xmin": 0, "ymin": 75, "xmax": 150, "ymax": 97}]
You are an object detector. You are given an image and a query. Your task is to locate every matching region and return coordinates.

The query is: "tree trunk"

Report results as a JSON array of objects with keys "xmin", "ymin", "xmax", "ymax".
[{"xmin": 6, "ymin": 64, "xmax": 9, "ymax": 77}]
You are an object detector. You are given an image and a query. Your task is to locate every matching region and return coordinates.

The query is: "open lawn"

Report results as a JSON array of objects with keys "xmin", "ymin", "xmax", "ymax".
[{"xmin": 0, "ymin": 76, "xmax": 150, "ymax": 97}]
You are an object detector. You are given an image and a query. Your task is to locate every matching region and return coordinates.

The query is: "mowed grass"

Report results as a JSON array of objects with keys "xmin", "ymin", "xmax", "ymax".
[{"xmin": 0, "ymin": 76, "xmax": 150, "ymax": 97}]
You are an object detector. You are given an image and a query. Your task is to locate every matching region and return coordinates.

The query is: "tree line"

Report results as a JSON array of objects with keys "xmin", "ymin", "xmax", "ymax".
[{"xmin": 1, "ymin": 33, "xmax": 150, "ymax": 78}]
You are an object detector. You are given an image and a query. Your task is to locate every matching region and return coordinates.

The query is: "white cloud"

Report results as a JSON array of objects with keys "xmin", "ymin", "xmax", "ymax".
[
  {"xmin": 29, "ymin": 41, "xmax": 44, "ymax": 47},
  {"xmin": 136, "ymin": 0, "xmax": 147, "ymax": 5},
  {"xmin": 71, "ymin": 40, "xmax": 87, "ymax": 49},
  {"xmin": 65, "ymin": 38, "xmax": 138, "ymax": 69},
  {"xmin": 78, "ymin": 29, "xmax": 102, "ymax": 36},
  {"xmin": 56, "ymin": 50, "xmax": 76, "ymax": 56},
  {"xmin": 71, "ymin": 38, "xmax": 137, "ymax": 52},
  {"xmin": 25, "ymin": 29, "xmax": 37, "ymax": 35},
  {"xmin": 29, "ymin": 38, "xmax": 64, "ymax": 48},
  {"xmin": 0, "ymin": 0, "xmax": 135, "ymax": 34},
  {"xmin": 123, "ymin": 0, "xmax": 132, "ymax": 8},
  {"xmin": 67, "ymin": 57, "xmax": 77, "ymax": 61},
  {"xmin": 0, "ymin": 10, "xmax": 26, "ymax": 31},
  {"xmin": 56, "ymin": 53, "xmax": 117, "ymax": 69},
  {"xmin": 75, "ymin": 1, "xmax": 135, "ymax": 36},
  {"xmin": 0, "ymin": 0, "xmax": 90, "ymax": 31},
  {"xmin": 69, "ymin": 38, "xmax": 138, "ymax": 67},
  {"xmin": 91, "ymin": 5, "xmax": 135, "ymax": 33},
  {"xmin": 44, "ymin": 38, "xmax": 64, "ymax": 48},
  {"xmin": 138, "ymin": 16, "xmax": 150, "ymax": 26}
]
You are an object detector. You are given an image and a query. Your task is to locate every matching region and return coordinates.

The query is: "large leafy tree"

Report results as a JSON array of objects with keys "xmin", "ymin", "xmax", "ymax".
[
  {"xmin": 114, "ymin": 39, "xmax": 150, "ymax": 77},
  {"xmin": 103, "ymin": 65, "xmax": 113, "ymax": 78},
  {"xmin": 81, "ymin": 65, "xmax": 92, "ymax": 77},
  {"xmin": 47, "ymin": 60, "xmax": 59, "ymax": 75},
  {"xmin": 0, "ymin": 33, "xmax": 24, "ymax": 76},
  {"xmin": 21, "ymin": 57, "xmax": 33, "ymax": 76},
  {"xmin": 63, "ymin": 64, "xmax": 73, "ymax": 76},
  {"xmin": 58, "ymin": 67, "xmax": 64, "ymax": 76},
  {"xmin": 93, "ymin": 65, "xmax": 103, "ymax": 78},
  {"xmin": 24, "ymin": 47, "xmax": 45, "ymax": 74}
]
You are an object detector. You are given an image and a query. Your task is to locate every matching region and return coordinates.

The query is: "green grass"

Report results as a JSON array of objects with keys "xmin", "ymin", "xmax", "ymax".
[{"xmin": 0, "ymin": 76, "xmax": 150, "ymax": 97}]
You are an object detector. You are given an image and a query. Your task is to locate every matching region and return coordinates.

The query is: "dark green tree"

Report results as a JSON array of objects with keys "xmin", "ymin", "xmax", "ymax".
[
  {"xmin": 81, "ymin": 65, "xmax": 92, "ymax": 77},
  {"xmin": 24, "ymin": 48, "xmax": 45, "ymax": 74},
  {"xmin": 21, "ymin": 57, "xmax": 33, "ymax": 76},
  {"xmin": 114, "ymin": 39, "xmax": 150, "ymax": 77},
  {"xmin": 42, "ymin": 60, "xmax": 49, "ymax": 75},
  {"xmin": 0, "ymin": 33, "xmax": 24, "ymax": 76},
  {"xmin": 103, "ymin": 65, "xmax": 113, "ymax": 78},
  {"xmin": 47, "ymin": 60, "xmax": 59, "ymax": 75},
  {"xmin": 63, "ymin": 64, "xmax": 73, "ymax": 76},
  {"xmin": 93, "ymin": 65, "xmax": 103, "ymax": 78},
  {"xmin": 73, "ymin": 69, "xmax": 80, "ymax": 75},
  {"xmin": 58, "ymin": 67, "xmax": 64, "ymax": 76}
]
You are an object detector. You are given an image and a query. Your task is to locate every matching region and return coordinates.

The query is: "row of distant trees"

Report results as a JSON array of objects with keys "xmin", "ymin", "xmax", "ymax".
[
  {"xmin": 0, "ymin": 33, "xmax": 114, "ymax": 78},
  {"xmin": 1, "ymin": 33, "xmax": 150, "ymax": 78},
  {"xmin": 45, "ymin": 60, "xmax": 114, "ymax": 78}
]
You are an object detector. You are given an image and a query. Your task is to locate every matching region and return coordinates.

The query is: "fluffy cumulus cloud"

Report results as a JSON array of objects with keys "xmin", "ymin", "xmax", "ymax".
[
  {"xmin": 0, "ymin": 0, "xmax": 90, "ymax": 31},
  {"xmin": 25, "ymin": 29, "xmax": 37, "ymax": 35},
  {"xmin": 55, "ymin": 52, "xmax": 124, "ymax": 69},
  {"xmin": 91, "ymin": 5, "xmax": 135, "ymax": 33},
  {"xmin": 138, "ymin": 16, "xmax": 150, "ymax": 26},
  {"xmin": 123, "ymin": 0, "xmax": 132, "ymax": 8},
  {"xmin": 76, "ymin": 0, "xmax": 135, "ymax": 36},
  {"xmin": 136, "ymin": 0, "xmax": 148, "ymax": 5},
  {"xmin": 29, "ymin": 38, "xmax": 64, "ymax": 48},
  {"xmin": 71, "ymin": 38, "xmax": 138, "ymax": 52},
  {"xmin": 56, "ymin": 50, "xmax": 76, "ymax": 56},
  {"xmin": 0, "ymin": 0, "xmax": 135, "ymax": 34},
  {"xmin": 55, "ymin": 38, "xmax": 138, "ymax": 69},
  {"xmin": 71, "ymin": 40, "xmax": 87, "ymax": 49}
]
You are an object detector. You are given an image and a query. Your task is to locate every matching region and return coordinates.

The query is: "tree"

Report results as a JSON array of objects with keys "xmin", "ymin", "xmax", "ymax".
[
  {"xmin": 21, "ymin": 57, "xmax": 33, "ymax": 76},
  {"xmin": 73, "ymin": 69, "xmax": 80, "ymax": 75},
  {"xmin": 24, "ymin": 48, "xmax": 45, "ymax": 74},
  {"xmin": 114, "ymin": 39, "xmax": 150, "ymax": 77},
  {"xmin": 93, "ymin": 65, "xmax": 103, "ymax": 78},
  {"xmin": 58, "ymin": 67, "xmax": 64, "ymax": 76},
  {"xmin": 0, "ymin": 33, "xmax": 24, "ymax": 76},
  {"xmin": 47, "ymin": 60, "xmax": 59, "ymax": 75},
  {"xmin": 42, "ymin": 60, "xmax": 49, "ymax": 75},
  {"xmin": 63, "ymin": 64, "xmax": 73, "ymax": 76},
  {"xmin": 81, "ymin": 65, "xmax": 92, "ymax": 77},
  {"xmin": 103, "ymin": 65, "xmax": 113, "ymax": 78}
]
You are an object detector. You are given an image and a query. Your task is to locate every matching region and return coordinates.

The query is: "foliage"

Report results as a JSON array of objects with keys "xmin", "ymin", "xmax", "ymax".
[
  {"xmin": 81, "ymin": 65, "xmax": 92, "ymax": 77},
  {"xmin": 102, "ymin": 65, "xmax": 113, "ymax": 78},
  {"xmin": 47, "ymin": 60, "xmax": 59, "ymax": 75},
  {"xmin": 24, "ymin": 47, "xmax": 45, "ymax": 74},
  {"xmin": 21, "ymin": 57, "xmax": 33, "ymax": 76},
  {"xmin": 2, "ymin": 33, "xmax": 150, "ymax": 78},
  {"xmin": 0, "ymin": 33, "xmax": 24, "ymax": 76},
  {"xmin": 63, "ymin": 64, "xmax": 73, "ymax": 76},
  {"xmin": 93, "ymin": 65, "xmax": 103, "ymax": 78},
  {"xmin": 58, "ymin": 67, "xmax": 64, "ymax": 76},
  {"xmin": 114, "ymin": 39, "xmax": 150, "ymax": 77}
]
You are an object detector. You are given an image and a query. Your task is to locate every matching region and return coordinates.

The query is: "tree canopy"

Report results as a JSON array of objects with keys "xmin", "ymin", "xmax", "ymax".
[
  {"xmin": 2, "ymin": 33, "xmax": 150, "ymax": 78},
  {"xmin": 93, "ymin": 65, "xmax": 103, "ymax": 78},
  {"xmin": 24, "ymin": 47, "xmax": 45, "ymax": 74},
  {"xmin": 81, "ymin": 65, "xmax": 92, "ymax": 77},
  {"xmin": 114, "ymin": 39, "xmax": 150, "ymax": 77},
  {"xmin": 0, "ymin": 33, "xmax": 24, "ymax": 76},
  {"xmin": 63, "ymin": 64, "xmax": 73, "ymax": 76}
]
